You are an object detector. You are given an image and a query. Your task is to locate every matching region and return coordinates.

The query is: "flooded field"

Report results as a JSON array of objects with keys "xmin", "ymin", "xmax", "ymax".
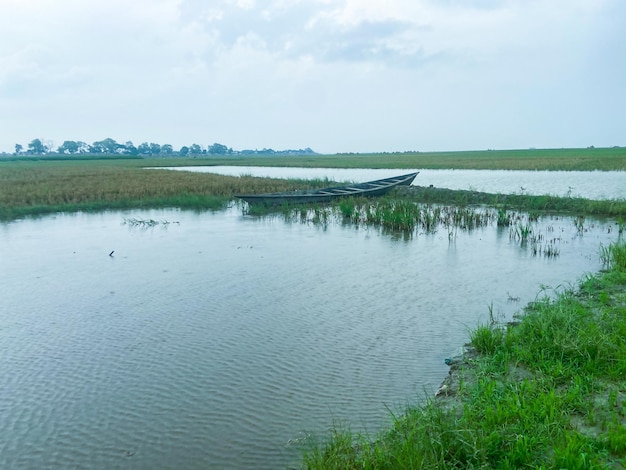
[{"xmin": 0, "ymin": 206, "xmax": 621, "ymax": 468}]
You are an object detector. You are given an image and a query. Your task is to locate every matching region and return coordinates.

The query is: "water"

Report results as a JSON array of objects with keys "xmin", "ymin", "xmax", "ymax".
[
  {"xmin": 160, "ymin": 166, "xmax": 626, "ymax": 200},
  {"xmin": 0, "ymin": 207, "xmax": 621, "ymax": 469}
]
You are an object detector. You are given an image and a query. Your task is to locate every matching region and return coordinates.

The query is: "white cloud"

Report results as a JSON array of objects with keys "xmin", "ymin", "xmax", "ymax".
[{"xmin": 0, "ymin": 0, "xmax": 624, "ymax": 152}]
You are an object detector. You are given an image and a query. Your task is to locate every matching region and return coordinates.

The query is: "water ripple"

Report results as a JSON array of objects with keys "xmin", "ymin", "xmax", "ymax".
[{"xmin": 0, "ymin": 208, "xmax": 619, "ymax": 468}]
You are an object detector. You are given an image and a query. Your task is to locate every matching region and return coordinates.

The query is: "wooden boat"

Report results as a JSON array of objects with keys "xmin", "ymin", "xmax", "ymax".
[{"xmin": 235, "ymin": 172, "xmax": 419, "ymax": 205}]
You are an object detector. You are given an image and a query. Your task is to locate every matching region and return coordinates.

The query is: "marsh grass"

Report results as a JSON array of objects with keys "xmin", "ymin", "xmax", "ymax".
[
  {"xmin": 303, "ymin": 240, "xmax": 626, "ymax": 469},
  {"xmin": 403, "ymin": 185, "xmax": 626, "ymax": 218},
  {"xmin": 0, "ymin": 160, "xmax": 333, "ymax": 220},
  {"xmin": 2, "ymin": 159, "xmax": 625, "ymax": 221},
  {"xmin": 255, "ymin": 199, "xmax": 499, "ymax": 235},
  {"xmin": 506, "ymin": 218, "xmax": 565, "ymax": 258},
  {"xmin": 600, "ymin": 241, "xmax": 626, "ymax": 271},
  {"xmin": 497, "ymin": 208, "xmax": 512, "ymax": 227}
]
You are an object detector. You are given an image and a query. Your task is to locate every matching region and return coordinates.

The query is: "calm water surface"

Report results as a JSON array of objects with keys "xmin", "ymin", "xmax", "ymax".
[
  {"xmin": 0, "ymin": 207, "xmax": 621, "ymax": 469},
  {"xmin": 164, "ymin": 166, "xmax": 626, "ymax": 200}
]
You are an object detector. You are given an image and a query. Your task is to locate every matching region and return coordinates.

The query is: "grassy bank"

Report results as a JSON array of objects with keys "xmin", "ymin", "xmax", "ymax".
[{"xmin": 303, "ymin": 240, "xmax": 626, "ymax": 469}]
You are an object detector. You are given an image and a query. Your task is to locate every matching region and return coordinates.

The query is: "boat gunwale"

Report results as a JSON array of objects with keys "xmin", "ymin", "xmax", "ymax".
[{"xmin": 235, "ymin": 172, "xmax": 419, "ymax": 204}]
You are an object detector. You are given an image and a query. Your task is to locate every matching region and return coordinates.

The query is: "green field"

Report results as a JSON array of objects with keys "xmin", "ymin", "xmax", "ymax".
[
  {"xmin": 1, "ymin": 147, "xmax": 625, "ymax": 221},
  {"xmin": 187, "ymin": 146, "xmax": 626, "ymax": 171}
]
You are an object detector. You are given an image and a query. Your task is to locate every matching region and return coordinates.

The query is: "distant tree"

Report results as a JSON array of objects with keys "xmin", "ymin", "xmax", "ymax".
[
  {"xmin": 149, "ymin": 143, "xmax": 161, "ymax": 155},
  {"xmin": 76, "ymin": 141, "xmax": 89, "ymax": 153},
  {"xmin": 57, "ymin": 140, "xmax": 81, "ymax": 154},
  {"xmin": 179, "ymin": 146, "xmax": 189, "ymax": 157},
  {"xmin": 208, "ymin": 142, "xmax": 229, "ymax": 155},
  {"xmin": 137, "ymin": 142, "xmax": 151, "ymax": 155},
  {"xmin": 189, "ymin": 144, "xmax": 203, "ymax": 155},
  {"xmin": 161, "ymin": 144, "xmax": 173, "ymax": 155},
  {"xmin": 90, "ymin": 138, "xmax": 120, "ymax": 154},
  {"xmin": 122, "ymin": 141, "xmax": 138, "ymax": 156},
  {"xmin": 27, "ymin": 138, "xmax": 47, "ymax": 155},
  {"xmin": 14, "ymin": 143, "xmax": 23, "ymax": 155}
]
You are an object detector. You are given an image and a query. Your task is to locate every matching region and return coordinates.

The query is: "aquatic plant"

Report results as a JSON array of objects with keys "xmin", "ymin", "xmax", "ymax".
[
  {"xmin": 574, "ymin": 215, "xmax": 586, "ymax": 234},
  {"xmin": 122, "ymin": 217, "xmax": 178, "ymax": 227},
  {"xmin": 600, "ymin": 241, "xmax": 626, "ymax": 270},
  {"xmin": 497, "ymin": 208, "xmax": 512, "ymax": 227},
  {"xmin": 543, "ymin": 243, "xmax": 560, "ymax": 258},
  {"xmin": 510, "ymin": 222, "xmax": 534, "ymax": 245},
  {"xmin": 338, "ymin": 199, "xmax": 357, "ymax": 219}
]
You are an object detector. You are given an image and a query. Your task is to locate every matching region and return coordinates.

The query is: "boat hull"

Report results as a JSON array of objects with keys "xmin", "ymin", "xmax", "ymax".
[{"xmin": 235, "ymin": 172, "xmax": 419, "ymax": 205}]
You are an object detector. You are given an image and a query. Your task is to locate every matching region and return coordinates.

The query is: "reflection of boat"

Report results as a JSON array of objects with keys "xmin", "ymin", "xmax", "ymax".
[{"xmin": 235, "ymin": 172, "xmax": 419, "ymax": 205}]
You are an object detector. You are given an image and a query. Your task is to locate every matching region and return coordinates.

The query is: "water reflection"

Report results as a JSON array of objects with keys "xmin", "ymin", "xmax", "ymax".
[{"xmin": 0, "ymin": 208, "xmax": 621, "ymax": 469}]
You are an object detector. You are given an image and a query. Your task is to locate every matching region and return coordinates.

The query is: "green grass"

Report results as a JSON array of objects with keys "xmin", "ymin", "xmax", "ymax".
[
  {"xmin": 5, "ymin": 146, "xmax": 626, "ymax": 171},
  {"xmin": 1, "ymin": 154, "xmax": 625, "ymax": 221},
  {"xmin": 0, "ymin": 159, "xmax": 333, "ymax": 220},
  {"xmin": 302, "ymin": 240, "xmax": 626, "ymax": 469},
  {"xmin": 398, "ymin": 186, "xmax": 626, "ymax": 218},
  {"xmin": 186, "ymin": 147, "xmax": 626, "ymax": 171}
]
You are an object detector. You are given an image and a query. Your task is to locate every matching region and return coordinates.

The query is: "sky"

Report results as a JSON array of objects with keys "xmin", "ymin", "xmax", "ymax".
[{"xmin": 1, "ymin": 0, "xmax": 625, "ymax": 154}]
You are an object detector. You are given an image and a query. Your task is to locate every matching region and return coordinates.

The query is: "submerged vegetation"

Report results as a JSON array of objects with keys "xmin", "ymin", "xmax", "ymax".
[
  {"xmin": 246, "ymin": 196, "xmax": 623, "ymax": 258},
  {"xmin": 122, "ymin": 217, "xmax": 180, "ymax": 228},
  {"xmin": 398, "ymin": 185, "xmax": 626, "ymax": 218},
  {"xmin": 264, "ymin": 199, "xmax": 498, "ymax": 234},
  {"xmin": 303, "ymin": 240, "xmax": 626, "ymax": 469}
]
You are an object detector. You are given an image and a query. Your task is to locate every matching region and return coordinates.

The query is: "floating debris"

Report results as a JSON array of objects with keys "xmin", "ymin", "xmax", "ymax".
[{"xmin": 122, "ymin": 217, "xmax": 179, "ymax": 228}]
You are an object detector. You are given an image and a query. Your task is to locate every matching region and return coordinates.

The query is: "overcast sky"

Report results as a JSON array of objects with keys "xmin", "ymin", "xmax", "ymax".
[{"xmin": 1, "ymin": 0, "xmax": 624, "ymax": 154}]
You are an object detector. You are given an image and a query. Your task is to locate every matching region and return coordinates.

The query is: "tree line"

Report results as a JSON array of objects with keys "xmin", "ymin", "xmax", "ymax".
[{"xmin": 11, "ymin": 138, "xmax": 317, "ymax": 157}]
